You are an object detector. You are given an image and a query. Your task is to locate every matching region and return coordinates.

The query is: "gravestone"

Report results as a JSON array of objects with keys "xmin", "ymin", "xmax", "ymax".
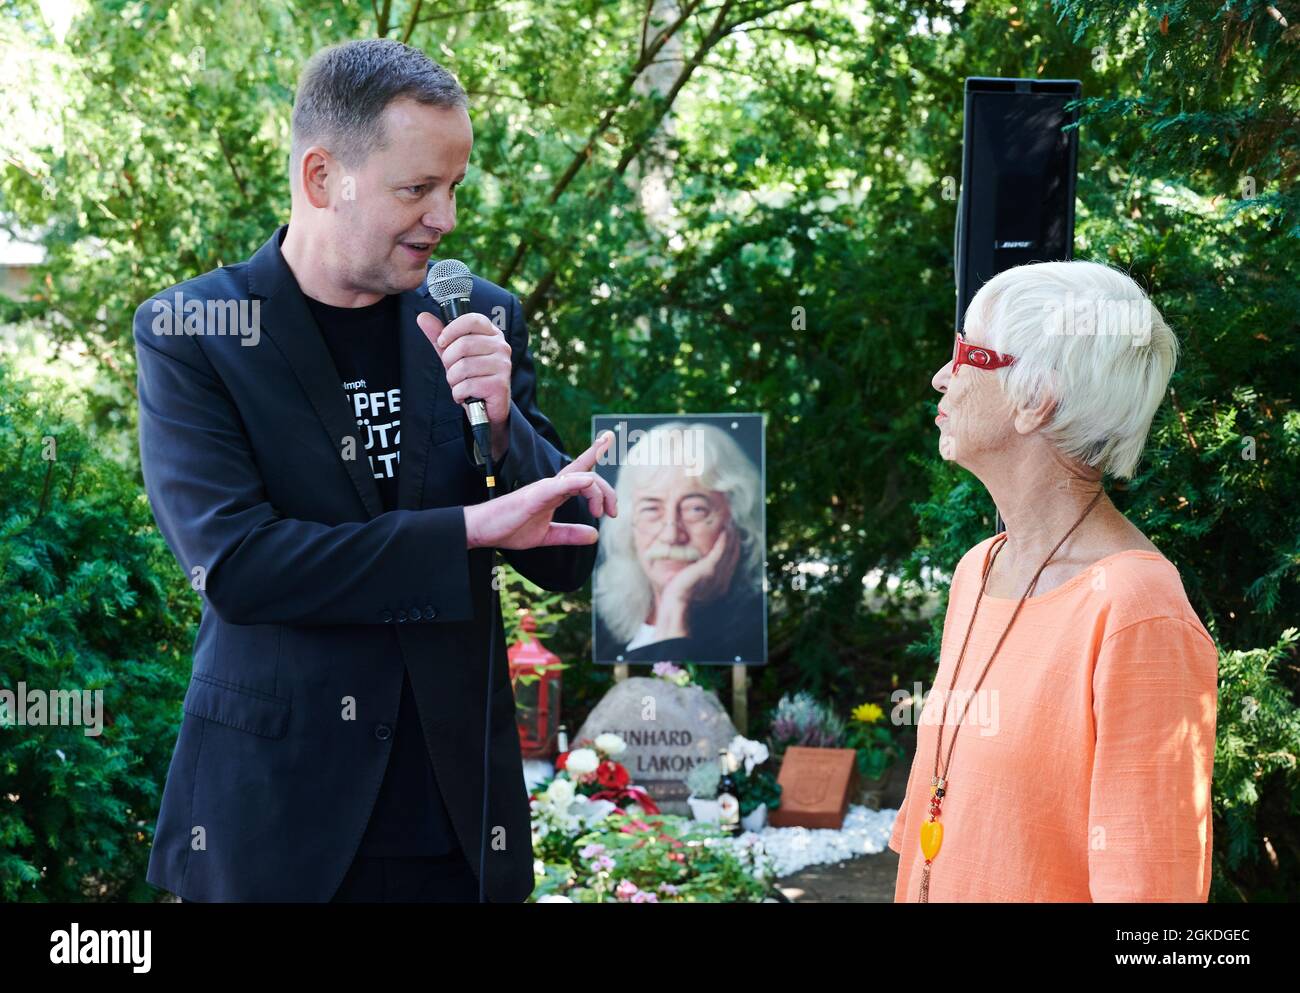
[{"xmin": 574, "ymin": 677, "xmax": 739, "ymax": 815}]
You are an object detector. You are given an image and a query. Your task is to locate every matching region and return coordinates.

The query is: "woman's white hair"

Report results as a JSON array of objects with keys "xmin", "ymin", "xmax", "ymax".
[
  {"xmin": 967, "ymin": 260, "xmax": 1180, "ymax": 480},
  {"xmin": 593, "ymin": 420, "xmax": 764, "ymax": 644}
]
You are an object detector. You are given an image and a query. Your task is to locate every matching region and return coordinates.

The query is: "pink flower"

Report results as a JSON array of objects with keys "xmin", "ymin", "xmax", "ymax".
[{"xmin": 615, "ymin": 880, "xmax": 639, "ymax": 901}]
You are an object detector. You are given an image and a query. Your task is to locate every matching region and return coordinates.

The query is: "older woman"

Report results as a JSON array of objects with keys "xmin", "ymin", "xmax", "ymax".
[{"xmin": 888, "ymin": 260, "xmax": 1219, "ymax": 902}]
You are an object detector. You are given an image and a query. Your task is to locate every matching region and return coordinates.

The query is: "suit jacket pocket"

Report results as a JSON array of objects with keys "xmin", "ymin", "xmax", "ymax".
[{"xmin": 184, "ymin": 672, "xmax": 291, "ymax": 739}]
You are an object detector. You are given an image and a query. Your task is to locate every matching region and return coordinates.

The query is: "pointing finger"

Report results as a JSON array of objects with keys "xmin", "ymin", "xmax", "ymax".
[{"xmin": 562, "ymin": 430, "xmax": 615, "ymax": 475}]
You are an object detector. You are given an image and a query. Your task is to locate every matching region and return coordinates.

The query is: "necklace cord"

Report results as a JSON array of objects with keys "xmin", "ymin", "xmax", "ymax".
[{"xmin": 932, "ymin": 487, "xmax": 1107, "ymax": 786}]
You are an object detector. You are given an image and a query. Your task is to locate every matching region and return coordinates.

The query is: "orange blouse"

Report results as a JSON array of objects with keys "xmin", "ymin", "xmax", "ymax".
[{"xmin": 889, "ymin": 533, "xmax": 1219, "ymax": 902}]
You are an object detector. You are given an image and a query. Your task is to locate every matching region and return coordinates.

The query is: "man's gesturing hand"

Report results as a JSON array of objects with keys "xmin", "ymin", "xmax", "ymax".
[{"xmin": 463, "ymin": 431, "xmax": 618, "ymax": 550}]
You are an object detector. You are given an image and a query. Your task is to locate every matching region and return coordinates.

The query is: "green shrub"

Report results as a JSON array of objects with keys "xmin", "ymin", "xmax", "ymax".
[
  {"xmin": 1211, "ymin": 628, "xmax": 1300, "ymax": 902},
  {"xmin": 0, "ymin": 367, "xmax": 195, "ymax": 901}
]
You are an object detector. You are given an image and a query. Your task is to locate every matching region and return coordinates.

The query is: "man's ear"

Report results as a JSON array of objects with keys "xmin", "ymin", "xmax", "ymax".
[{"xmin": 298, "ymin": 145, "xmax": 334, "ymax": 209}]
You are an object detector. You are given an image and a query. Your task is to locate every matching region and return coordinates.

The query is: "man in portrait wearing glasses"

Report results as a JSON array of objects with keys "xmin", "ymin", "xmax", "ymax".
[{"xmin": 592, "ymin": 420, "xmax": 766, "ymax": 664}]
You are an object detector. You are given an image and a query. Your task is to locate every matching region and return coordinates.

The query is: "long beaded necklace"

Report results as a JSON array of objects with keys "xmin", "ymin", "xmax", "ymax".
[{"xmin": 918, "ymin": 487, "xmax": 1106, "ymax": 902}]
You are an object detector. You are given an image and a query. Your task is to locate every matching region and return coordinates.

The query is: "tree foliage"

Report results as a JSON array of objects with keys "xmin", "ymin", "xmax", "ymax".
[{"xmin": 1, "ymin": 0, "xmax": 1296, "ymax": 899}]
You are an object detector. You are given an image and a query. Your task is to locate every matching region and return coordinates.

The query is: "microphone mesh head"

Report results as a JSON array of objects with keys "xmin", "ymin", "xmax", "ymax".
[{"xmin": 427, "ymin": 258, "xmax": 474, "ymax": 304}]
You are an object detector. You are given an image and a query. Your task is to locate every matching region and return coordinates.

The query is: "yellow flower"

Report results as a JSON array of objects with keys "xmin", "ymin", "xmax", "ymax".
[{"xmin": 852, "ymin": 703, "xmax": 884, "ymax": 723}]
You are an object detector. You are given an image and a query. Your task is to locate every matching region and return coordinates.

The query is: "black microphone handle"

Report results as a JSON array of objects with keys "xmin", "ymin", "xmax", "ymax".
[{"xmin": 436, "ymin": 290, "xmax": 497, "ymax": 903}]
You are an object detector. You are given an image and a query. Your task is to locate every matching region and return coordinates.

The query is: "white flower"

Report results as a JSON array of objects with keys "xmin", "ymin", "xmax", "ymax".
[
  {"xmin": 565, "ymin": 747, "xmax": 599, "ymax": 777},
  {"xmin": 536, "ymin": 895, "xmax": 574, "ymax": 903},
  {"xmin": 574, "ymin": 797, "xmax": 618, "ymax": 824},
  {"xmin": 594, "ymin": 733, "xmax": 626, "ymax": 758},
  {"xmin": 545, "ymin": 777, "xmax": 575, "ymax": 808},
  {"xmin": 728, "ymin": 735, "xmax": 770, "ymax": 775}
]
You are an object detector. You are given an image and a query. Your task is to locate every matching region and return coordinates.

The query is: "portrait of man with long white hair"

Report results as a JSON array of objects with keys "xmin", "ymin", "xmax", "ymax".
[{"xmin": 592, "ymin": 416, "xmax": 767, "ymax": 664}]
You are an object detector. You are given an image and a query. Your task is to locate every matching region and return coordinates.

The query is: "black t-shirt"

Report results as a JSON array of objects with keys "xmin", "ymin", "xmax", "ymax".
[
  {"xmin": 304, "ymin": 293, "xmax": 403, "ymax": 512},
  {"xmin": 304, "ymin": 291, "xmax": 458, "ymax": 858}
]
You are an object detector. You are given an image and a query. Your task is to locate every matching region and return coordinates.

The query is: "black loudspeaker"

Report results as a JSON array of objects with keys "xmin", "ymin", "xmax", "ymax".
[
  {"xmin": 954, "ymin": 77, "xmax": 1081, "ymax": 537},
  {"xmin": 955, "ymin": 77, "xmax": 1081, "ymax": 334}
]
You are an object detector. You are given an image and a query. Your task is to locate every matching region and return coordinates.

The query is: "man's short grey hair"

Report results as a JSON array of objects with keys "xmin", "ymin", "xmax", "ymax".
[
  {"xmin": 290, "ymin": 38, "xmax": 467, "ymax": 177},
  {"xmin": 966, "ymin": 260, "xmax": 1180, "ymax": 480}
]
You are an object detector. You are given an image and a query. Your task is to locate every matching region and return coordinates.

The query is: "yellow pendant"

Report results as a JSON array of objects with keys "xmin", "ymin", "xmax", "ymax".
[{"xmin": 920, "ymin": 819, "xmax": 943, "ymax": 861}]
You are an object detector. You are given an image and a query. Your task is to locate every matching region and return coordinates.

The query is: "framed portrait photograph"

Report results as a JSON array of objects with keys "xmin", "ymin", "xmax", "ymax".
[{"xmin": 590, "ymin": 413, "xmax": 767, "ymax": 665}]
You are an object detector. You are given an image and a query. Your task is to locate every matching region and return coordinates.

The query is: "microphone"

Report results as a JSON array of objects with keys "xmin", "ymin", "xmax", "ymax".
[
  {"xmin": 426, "ymin": 259, "xmax": 494, "ymax": 490},
  {"xmin": 425, "ymin": 257, "xmax": 500, "ymax": 905}
]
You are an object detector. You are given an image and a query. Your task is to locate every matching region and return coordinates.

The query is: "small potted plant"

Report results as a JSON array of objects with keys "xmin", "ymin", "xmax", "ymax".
[
  {"xmin": 685, "ymin": 760, "xmax": 721, "ymax": 823},
  {"xmin": 768, "ymin": 691, "xmax": 847, "ymax": 764},
  {"xmin": 727, "ymin": 734, "xmax": 781, "ymax": 832},
  {"xmin": 843, "ymin": 702, "xmax": 903, "ymax": 809}
]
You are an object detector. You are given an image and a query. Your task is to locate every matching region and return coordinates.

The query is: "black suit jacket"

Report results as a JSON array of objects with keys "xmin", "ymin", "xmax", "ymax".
[{"xmin": 134, "ymin": 225, "xmax": 594, "ymax": 902}]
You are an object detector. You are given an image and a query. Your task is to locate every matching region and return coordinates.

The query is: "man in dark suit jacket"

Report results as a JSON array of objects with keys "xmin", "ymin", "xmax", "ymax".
[{"xmin": 133, "ymin": 39, "xmax": 615, "ymax": 902}]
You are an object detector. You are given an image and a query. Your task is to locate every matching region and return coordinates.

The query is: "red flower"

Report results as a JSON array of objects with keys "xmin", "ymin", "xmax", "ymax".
[
  {"xmin": 555, "ymin": 751, "xmax": 569, "ymax": 771},
  {"xmin": 596, "ymin": 760, "xmax": 629, "ymax": 789}
]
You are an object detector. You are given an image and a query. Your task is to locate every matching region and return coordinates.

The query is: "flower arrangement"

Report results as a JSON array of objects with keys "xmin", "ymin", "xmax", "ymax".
[
  {"xmin": 548, "ymin": 732, "xmax": 660, "ymax": 814},
  {"xmin": 530, "ymin": 732, "xmax": 779, "ymax": 901},
  {"xmin": 531, "ymin": 775, "xmax": 616, "ymax": 868},
  {"xmin": 842, "ymin": 702, "xmax": 903, "ymax": 780},
  {"xmin": 531, "ymin": 734, "xmax": 644, "ymax": 870},
  {"xmin": 530, "ymin": 809, "xmax": 775, "ymax": 903}
]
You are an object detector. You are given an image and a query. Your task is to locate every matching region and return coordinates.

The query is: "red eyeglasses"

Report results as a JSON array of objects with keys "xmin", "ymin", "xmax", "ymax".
[{"xmin": 951, "ymin": 332, "xmax": 1016, "ymax": 374}]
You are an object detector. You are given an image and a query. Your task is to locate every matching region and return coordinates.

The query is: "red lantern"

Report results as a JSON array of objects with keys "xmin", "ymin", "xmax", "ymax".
[{"xmin": 507, "ymin": 613, "xmax": 562, "ymax": 758}]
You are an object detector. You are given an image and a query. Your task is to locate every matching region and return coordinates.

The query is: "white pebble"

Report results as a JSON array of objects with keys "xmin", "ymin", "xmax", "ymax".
[{"xmin": 724, "ymin": 806, "xmax": 901, "ymax": 879}]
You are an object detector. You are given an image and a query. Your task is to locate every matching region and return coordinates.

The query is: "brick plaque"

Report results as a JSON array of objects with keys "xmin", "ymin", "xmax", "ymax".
[{"xmin": 767, "ymin": 746, "xmax": 856, "ymax": 829}]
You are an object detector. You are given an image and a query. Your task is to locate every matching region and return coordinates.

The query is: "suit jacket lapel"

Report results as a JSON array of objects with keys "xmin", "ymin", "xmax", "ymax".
[
  {"xmin": 397, "ymin": 289, "xmax": 453, "ymax": 511},
  {"xmin": 247, "ymin": 225, "xmax": 386, "ymax": 519}
]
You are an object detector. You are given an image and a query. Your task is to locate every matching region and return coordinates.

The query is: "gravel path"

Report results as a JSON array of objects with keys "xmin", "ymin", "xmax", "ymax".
[{"xmin": 772, "ymin": 725, "xmax": 915, "ymax": 903}]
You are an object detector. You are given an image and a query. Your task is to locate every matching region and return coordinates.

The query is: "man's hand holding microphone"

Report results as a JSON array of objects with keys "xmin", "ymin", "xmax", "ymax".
[
  {"xmin": 415, "ymin": 268, "xmax": 614, "ymax": 907},
  {"xmin": 417, "ymin": 308, "xmax": 514, "ymax": 463},
  {"xmin": 416, "ymin": 261, "xmax": 617, "ymax": 551}
]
